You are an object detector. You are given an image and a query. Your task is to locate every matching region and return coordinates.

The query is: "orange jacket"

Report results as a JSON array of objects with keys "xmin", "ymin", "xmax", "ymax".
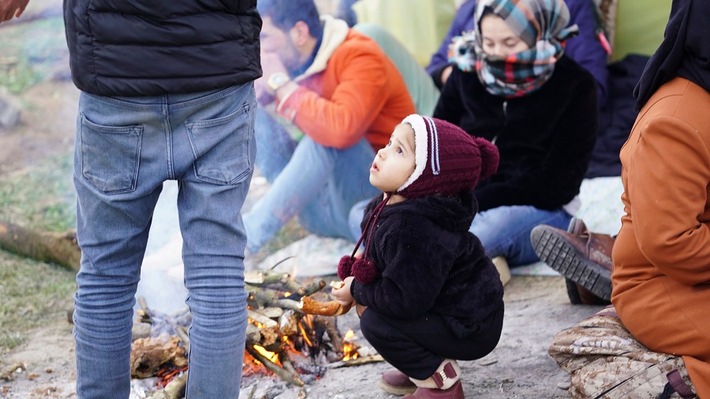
[
  {"xmin": 275, "ymin": 18, "xmax": 415, "ymax": 151},
  {"xmin": 612, "ymin": 77, "xmax": 710, "ymax": 397}
]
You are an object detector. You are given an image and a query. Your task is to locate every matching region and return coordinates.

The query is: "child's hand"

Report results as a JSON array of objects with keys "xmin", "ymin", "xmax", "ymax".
[{"xmin": 330, "ymin": 276, "xmax": 354, "ymax": 307}]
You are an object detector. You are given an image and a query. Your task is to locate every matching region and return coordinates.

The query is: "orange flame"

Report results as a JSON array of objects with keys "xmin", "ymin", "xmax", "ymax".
[
  {"xmin": 253, "ymin": 344, "xmax": 280, "ymax": 364},
  {"xmin": 342, "ymin": 329, "xmax": 360, "ymax": 361}
]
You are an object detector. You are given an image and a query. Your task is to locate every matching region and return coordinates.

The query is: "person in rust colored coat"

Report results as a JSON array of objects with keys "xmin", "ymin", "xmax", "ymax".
[{"xmin": 612, "ymin": 0, "xmax": 710, "ymax": 396}]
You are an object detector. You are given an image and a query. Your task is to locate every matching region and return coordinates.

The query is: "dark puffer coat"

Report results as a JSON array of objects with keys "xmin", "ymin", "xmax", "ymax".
[
  {"xmin": 350, "ymin": 192, "xmax": 504, "ymax": 338},
  {"xmin": 63, "ymin": 0, "xmax": 262, "ymax": 96},
  {"xmin": 434, "ymin": 55, "xmax": 598, "ymax": 212}
]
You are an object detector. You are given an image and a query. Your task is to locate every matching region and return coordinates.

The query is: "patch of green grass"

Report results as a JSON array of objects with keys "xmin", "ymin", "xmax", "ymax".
[
  {"xmin": 251, "ymin": 218, "xmax": 309, "ymax": 267},
  {"xmin": 0, "ymin": 17, "xmax": 66, "ymax": 94},
  {"xmin": 0, "ymin": 250, "xmax": 76, "ymax": 351},
  {"xmin": 0, "ymin": 58, "xmax": 43, "ymax": 95},
  {"xmin": 264, "ymin": 218, "xmax": 309, "ymax": 253},
  {"xmin": 0, "ymin": 153, "xmax": 75, "ymax": 231},
  {"xmin": 0, "ymin": 153, "xmax": 76, "ymax": 352}
]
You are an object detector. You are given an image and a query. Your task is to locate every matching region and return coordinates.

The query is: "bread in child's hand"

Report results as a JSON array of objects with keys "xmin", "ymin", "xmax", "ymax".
[{"xmin": 300, "ymin": 296, "xmax": 352, "ymax": 316}]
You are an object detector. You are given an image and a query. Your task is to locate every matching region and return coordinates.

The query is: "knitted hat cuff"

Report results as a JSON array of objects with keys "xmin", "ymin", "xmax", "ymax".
[{"xmin": 397, "ymin": 114, "xmax": 430, "ymax": 193}]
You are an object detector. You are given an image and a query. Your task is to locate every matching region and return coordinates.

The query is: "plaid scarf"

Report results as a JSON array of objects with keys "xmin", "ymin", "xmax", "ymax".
[{"xmin": 449, "ymin": 0, "xmax": 577, "ymax": 98}]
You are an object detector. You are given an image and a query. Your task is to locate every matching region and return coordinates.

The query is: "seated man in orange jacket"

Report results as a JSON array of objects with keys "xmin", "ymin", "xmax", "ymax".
[{"xmin": 246, "ymin": 0, "xmax": 415, "ymax": 254}]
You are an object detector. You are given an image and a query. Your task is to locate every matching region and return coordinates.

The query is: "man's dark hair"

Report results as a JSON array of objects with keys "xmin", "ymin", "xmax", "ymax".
[{"xmin": 257, "ymin": 0, "xmax": 324, "ymax": 39}]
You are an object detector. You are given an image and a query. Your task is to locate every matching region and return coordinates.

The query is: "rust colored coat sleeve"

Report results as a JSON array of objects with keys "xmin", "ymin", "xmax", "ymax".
[{"xmin": 624, "ymin": 113, "xmax": 710, "ymax": 285}]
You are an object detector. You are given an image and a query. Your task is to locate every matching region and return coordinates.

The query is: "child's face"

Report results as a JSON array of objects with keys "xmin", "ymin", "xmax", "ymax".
[
  {"xmin": 480, "ymin": 14, "xmax": 530, "ymax": 57},
  {"xmin": 369, "ymin": 123, "xmax": 416, "ymax": 193}
]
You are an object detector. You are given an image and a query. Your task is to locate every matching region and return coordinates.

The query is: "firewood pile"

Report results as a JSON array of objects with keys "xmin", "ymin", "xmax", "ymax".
[{"xmin": 129, "ymin": 268, "xmax": 382, "ymax": 399}]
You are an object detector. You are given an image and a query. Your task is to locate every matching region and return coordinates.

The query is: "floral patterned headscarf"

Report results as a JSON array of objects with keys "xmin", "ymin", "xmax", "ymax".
[{"xmin": 449, "ymin": 0, "xmax": 578, "ymax": 98}]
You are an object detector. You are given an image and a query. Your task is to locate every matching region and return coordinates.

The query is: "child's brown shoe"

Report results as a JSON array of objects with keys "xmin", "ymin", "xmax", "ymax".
[{"xmin": 378, "ymin": 369, "xmax": 417, "ymax": 395}]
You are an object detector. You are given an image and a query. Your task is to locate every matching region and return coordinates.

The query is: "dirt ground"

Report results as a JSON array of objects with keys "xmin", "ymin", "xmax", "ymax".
[
  {"xmin": 1, "ymin": 265, "xmax": 602, "ymax": 399},
  {"xmin": 0, "ymin": 78, "xmax": 606, "ymax": 399},
  {"xmin": 0, "ymin": 3, "xmax": 605, "ymax": 398}
]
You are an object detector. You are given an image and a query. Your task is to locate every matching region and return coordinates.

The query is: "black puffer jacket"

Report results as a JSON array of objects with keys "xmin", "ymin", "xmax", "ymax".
[
  {"xmin": 350, "ymin": 192, "xmax": 504, "ymax": 338},
  {"xmin": 63, "ymin": 0, "xmax": 262, "ymax": 96},
  {"xmin": 434, "ymin": 55, "xmax": 598, "ymax": 211}
]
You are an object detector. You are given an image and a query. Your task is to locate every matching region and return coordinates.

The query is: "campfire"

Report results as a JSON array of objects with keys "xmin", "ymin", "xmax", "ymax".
[{"xmin": 128, "ymin": 269, "xmax": 381, "ymax": 399}]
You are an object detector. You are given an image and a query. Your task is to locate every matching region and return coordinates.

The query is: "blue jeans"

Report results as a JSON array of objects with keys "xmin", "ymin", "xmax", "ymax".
[
  {"xmin": 349, "ymin": 201, "xmax": 572, "ymax": 266},
  {"xmin": 471, "ymin": 205, "xmax": 572, "ymax": 266},
  {"xmin": 348, "ymin": 198, "xmax": 371, "ymax": 241},
  {"xmin": 243, "ymin": 108, "xmax": 379, "ymax": 252},
  {"xmin": 72, "ymin": 84, "xmax": 256, "ymax": 399}
]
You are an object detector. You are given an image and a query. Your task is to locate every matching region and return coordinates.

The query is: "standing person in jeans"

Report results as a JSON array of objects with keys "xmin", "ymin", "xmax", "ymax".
[
  {"xmin": 63, "ymin": 0, "xmax": 261, "ymax": 397},
  {"xmin": 246, "ymin": 0, "xmax": 415, "ymax": 255}
]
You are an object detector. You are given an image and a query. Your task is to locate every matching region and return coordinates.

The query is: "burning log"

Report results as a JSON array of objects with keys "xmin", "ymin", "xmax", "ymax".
[
  {"xmin": 257, "ymin": 307, "xmax": 284, "ymax": 319},
  {"xmin": 145, "ymin": 372, "xmax": 187, "ymax": 399},
  {"xmin": 247, "ymin": 309, "xmax": 279, "ymax": 329},
  {"xmin": 246, "ymin": 345, "xmax": 305, "ymax": 387},
  {"xmin": 327, "ymin": 354, "xmax": 385, "ymax": 368},
  {"xmin": 278, "ymin": 309, "xmax": 301, "ymax": 336},
  {"xmin": 130, "ymin": 334, "xmax": 187, "ymax": 379},
  {"xmin": 288, "ymin": 278, "xmax": 329, "ymax": 297},
  {"xmin": 246, "ymin": 269, "xmax": 325, "ymax": 310},
  {"xmin": 245, "ymin": 323, "xmax": 263, "ymax": 345},
  {"xmin": 246, "ymin": 309, "xmax": 281, "ymax": 348},
  {"xmin": 322, "ymin": 317, "xmax": 345, "ymax": 357},
  {"xmin": 136, "ymin": 297, "xmax": 191, "ymax": 353},
  {"xmin": 249, "ymin": 288, "xmax": 301, "ymax": 311},
  {"xmin": 132, "ymin": 272, "xmax": 365, "ymax": 390},
  {"xmin": 278, "ymin": 352, "xmax": 301, "ymax": 383}
]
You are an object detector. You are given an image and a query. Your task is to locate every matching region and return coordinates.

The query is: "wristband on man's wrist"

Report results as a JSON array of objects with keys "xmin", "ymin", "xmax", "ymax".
[{"xmin": 267, "ymin": 72, "xmax": 290, "ymax": 93}]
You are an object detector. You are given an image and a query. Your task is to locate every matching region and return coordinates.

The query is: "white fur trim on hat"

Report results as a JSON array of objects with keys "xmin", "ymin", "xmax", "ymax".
[{"xmin": 398, "ymin": 114, "xmax": 431, "ymax": 192}]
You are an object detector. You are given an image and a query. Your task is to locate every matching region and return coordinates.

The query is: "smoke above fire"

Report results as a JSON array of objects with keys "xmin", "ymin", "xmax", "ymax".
[{"xmin": 136, "ymin": 181, "xmax": 188, "ymax": 315}]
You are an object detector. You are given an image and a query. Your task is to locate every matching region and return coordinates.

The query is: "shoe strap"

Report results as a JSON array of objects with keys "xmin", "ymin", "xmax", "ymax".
[{"xmin": 432, "ymin": 362, "xmax": 458, "ymax": 389}]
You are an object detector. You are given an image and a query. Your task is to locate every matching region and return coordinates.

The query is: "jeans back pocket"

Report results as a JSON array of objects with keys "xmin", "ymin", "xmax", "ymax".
[
  {"xmin": 79, "ymin": 113, "xmax": 142, "ymax": 194},
  {"xmin": 186, "ymin": 103, "xmax": 253, "ymax": 185}
]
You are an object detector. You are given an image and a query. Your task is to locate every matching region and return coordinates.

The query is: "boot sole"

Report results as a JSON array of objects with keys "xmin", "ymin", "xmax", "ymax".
[
  {"xmin": 531, "ymin": 227, "xmax": 612, "ymax": 301},
  {"xmin": 377, "ymin": 378, "xmax": 417, "ymax": 396}
]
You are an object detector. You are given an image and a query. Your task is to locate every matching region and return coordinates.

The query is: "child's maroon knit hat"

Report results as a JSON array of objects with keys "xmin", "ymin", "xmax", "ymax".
[{"xmin": 397, "ymin": 114, "xmax": 499, "ymax": 198}]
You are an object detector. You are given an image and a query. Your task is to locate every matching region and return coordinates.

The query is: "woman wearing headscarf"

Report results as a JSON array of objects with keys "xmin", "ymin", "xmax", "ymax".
[
  {"xmin": 612, "ymin": 0, "xmax": 710, "ymax": 396},
  {"xmin": 433, "ymin": 0, "xmax": 598, "ymax": 277}
]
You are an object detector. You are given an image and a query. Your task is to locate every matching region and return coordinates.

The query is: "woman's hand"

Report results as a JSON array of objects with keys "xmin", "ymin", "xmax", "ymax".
[{"xmin": 330, "ymin": 276, "xmax": 355, "ymax": 307}]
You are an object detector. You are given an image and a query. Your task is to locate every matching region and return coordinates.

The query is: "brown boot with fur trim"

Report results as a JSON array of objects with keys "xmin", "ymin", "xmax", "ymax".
[{"xmin": 403, "ymin": 359, "xmax": 464, "ymax": 399}]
